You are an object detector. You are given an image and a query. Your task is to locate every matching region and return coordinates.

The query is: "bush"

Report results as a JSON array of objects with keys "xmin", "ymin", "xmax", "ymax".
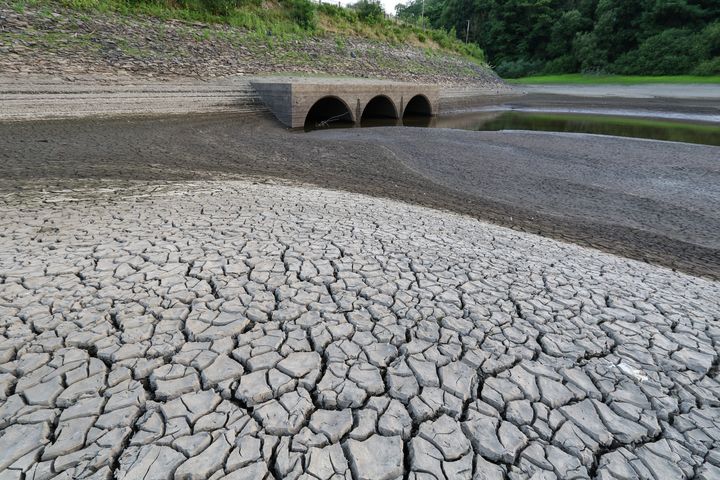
[
  {"xmin": 199, "ymin": 0, "xmax": 235, "ymax": 15},
  {"xmin": 611, "ymin": 29, "xmax": 701, "ymax": 75},
  {"xmin": 59, "ymin": 0, "xmax": 100, "ymax": 9},
  {"xmin": 228, "ymin": 9, "xmax": 266, "ymax": 31},
  {"xmin": 281, "ymin": 0, "xmax": 316, "ymax": 30},
  {"xmin": 700, "ymin": 21, "xmax": 720, "ymax": 58},
  {"xmin": 693, "ymin": 57, "xmax": 720, "ymax": 75},
  {"xmin": 335, "ymin": 36, "xmax": 347, "ymax": 53},
  {"xmin": 459, "ymin": 42, "xmax": 484, "ymax": 62},
  {"xmin": 352, "ymin": 0, "xmax": 384, "ymax": 25},
  {"xmin": 572, "ymin": 31, "xmax": 607, "ymax": 73},
  {"xmin": 318, "ymin": 3, "xmax": 358, "ymax": 23},
  {"xmin": 542, "ymin": 55, "xmax": 579, "ymax": 74},
  {"xmin": 495, "ymin": 58, "xmax": 543, "ymax": 78}
]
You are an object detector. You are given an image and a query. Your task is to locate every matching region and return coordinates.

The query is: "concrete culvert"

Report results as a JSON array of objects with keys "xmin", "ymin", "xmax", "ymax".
[
  {"xmin": 304, "ymin": 96, "xmax": 353, "ymax": 129},
  {"xmin": 403, "ymin": 94, "xmax": 432, "ymax": 117},
  {"xmin": 361, "ymin": 95, "xmax": 398, "ymax": 122}
]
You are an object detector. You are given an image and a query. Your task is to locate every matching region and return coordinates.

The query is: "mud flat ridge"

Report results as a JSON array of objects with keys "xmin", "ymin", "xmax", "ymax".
[{"xmin": 0, "ymin": 180, "xmax": 718, "ymax": 479}]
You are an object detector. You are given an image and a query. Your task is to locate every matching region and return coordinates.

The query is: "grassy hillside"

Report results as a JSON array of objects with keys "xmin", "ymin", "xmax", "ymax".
[
  {"xmin": 1, "ymin": 0, "xmax": 500, "ymax": 84},
  {"xmin": 6, "ymin": 0, "xmax": 484, "ymax": 61}
]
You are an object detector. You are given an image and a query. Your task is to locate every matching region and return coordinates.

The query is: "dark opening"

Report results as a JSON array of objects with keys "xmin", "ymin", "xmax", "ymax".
[
  {"xmin": 403, "ymin": 95, "xmax": 432, "ymax": 117},
  {"xmin": 304, "ymin": 96, "xmax": 353, "ymax": 130},
  {"xmin": 361, "ymin": 96, "xmax": 398, "ymax": 124},
  {"xmin": 402, "ymin": 94, "xmax": 433, "ymax": 127}
]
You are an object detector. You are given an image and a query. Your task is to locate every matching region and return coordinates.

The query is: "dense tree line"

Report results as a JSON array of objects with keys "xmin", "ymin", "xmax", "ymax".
[{"xmin": 395, "ymin": 0, "xmax": 720, "ymax": 77}]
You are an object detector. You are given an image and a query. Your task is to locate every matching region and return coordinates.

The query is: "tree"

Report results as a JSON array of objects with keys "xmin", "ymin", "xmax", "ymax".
[{"xmin": 393, "ymin": 0, "xmax": 720, "ymax": 76}]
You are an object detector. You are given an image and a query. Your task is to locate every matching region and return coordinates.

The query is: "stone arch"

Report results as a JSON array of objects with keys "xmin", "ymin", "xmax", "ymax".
[
  {"xmin": 403, "ymin": 94, "xmax": 433, "ymax": 117},
  {"xmin": 304, "ymin": 96, "xmax": 355, "ymax": 129},
  {"xmin": 361, "ymin": 95, "xmax": 399, "ymax": 122}
]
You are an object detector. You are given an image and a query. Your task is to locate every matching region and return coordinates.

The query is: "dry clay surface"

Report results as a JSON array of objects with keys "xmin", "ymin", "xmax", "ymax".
[{"xmin": 1, "ymin": 180, "xmax": 719, "ymax": 480}]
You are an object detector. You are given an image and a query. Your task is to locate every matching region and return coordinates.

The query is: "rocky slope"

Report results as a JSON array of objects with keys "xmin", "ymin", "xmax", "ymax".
[{"xmin": 0, "ymin": 2, "xmax": 502, "ymax": 86}]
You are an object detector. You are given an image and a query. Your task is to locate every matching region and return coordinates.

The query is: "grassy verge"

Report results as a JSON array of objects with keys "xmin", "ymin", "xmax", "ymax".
[
  {"xmin": 7, "ymin": 0, "xmax": 485, "ymax": 63},
  {"xmin": 506, "ymin": 74, "xmax": 720, "ymax": 85}
]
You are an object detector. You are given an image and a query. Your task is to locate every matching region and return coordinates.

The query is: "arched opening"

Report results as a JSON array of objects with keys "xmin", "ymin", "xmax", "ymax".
[
  {"xmin": 402, "ymin": 94, "xmax": 433, "ymax": 127},
  {"xmin": 403, "ymin": 95, "xmax": 432, "ymax": 116},
  {"xmin": 304, "ymin": 96, "xmax": 354, "ymax": 130},
  {"xmin": 361, "ymin": 95, "xmax": 399, "ymax": 126}
]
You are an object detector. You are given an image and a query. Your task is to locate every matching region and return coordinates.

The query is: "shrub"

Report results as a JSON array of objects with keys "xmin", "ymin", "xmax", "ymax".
[
  {"xmin": 60, "ymin": 0, "xmax": 99, "ymax": 9},
  {"xmin": 542, "ymin": 55, "xmax": 579, "ymax": 74},
  {"xmin": 461, "ymin": 42, "xmax": 484, "ymax": 62},
  {"xmin": 335, "ymin": 36, "xmax": 347, "ymax": 53},
  {"xmin": 228, "ymin": 10, "xmax": 266, "ymax": 31},
  {"xmin": 611, "ymin": 29, "xmax": 701, "ymax": 75},
  {"xmin": 693, "ymin": 57, "xmax": 720, "ymax": 75},
  {"xmin": 352, "ymin": 0, "xmax": 384, "ymax": 25},
  {"xmin": 700, "ymin": 21, "xmax": 720, "ymax": 59},
  {"xmin": 199, "ymin": 0, "xmax": 235, "ymax": 15},
  {"xmin": 495, "ymin": 58, "xmax": 543, "ymax": 78},
  {"xmin": 572, "ymin": 31, "xmax": 607, "ymax": 73},
  {"xmin": 281, "ymin": 0, "xmax": 316, "ymax": 30},
  {"xmin": 318, "ymin": 2, "xmax": 358, "ymax": 23}
]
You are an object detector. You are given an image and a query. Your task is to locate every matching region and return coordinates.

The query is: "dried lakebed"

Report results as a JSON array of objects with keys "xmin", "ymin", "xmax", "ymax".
[{"xmin": 0, "ymin": 180, "xmax": 718, "ymax": 479}]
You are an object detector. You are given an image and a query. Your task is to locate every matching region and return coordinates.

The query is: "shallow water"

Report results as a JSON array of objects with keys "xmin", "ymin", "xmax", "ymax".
[
  {"xmin": 475, "ymin": 111, "xmax": 720, "ymax": 146},
  {"xmin": 308, "ymin": 110, "xmax": 720, "ymax": 146}
]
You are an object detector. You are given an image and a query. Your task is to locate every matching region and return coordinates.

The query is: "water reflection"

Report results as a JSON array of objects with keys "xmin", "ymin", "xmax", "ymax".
[
  {"xmin": 397, "ymin": 115, "xmax": 433, "ymax": 128},
  {"xmin": 478, "ymin": 112, "xmax": 720, "ymax": 146},
  {"xmin": 306, "ymin": 110, "xmax": 720, "ymax": 146},
  {"xmin": 360, "ymin": 117, "xmax": 403, "ymax": 128}
]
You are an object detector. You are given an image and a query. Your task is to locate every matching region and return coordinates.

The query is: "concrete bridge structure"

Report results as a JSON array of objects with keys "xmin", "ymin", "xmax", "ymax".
[{"xmin": 251, "ymin": 77, "xmax": 439, "ymax": 128}]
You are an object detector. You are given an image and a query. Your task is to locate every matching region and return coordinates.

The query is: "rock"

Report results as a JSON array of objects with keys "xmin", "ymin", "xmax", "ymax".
[
  {"xmin": 309, "ymin": 409, "xmax": 353, "ymax": 443},
  {"xmin": 0, "ymin": 423, "xmax": 50, "ymax": 470},
  {"xmin": 418, "ymin": 414, "xmax": 471, "ymax": 461},
  {"xmin": 150, "ymin": 364, "xmax": 201, "ymax": 401},
  {"xmin": 174, "ymin": 431, "xmax": 234, "ymax": 479},
  {"xmin": 115, "ymin": 445, "xmax": 186, "ymax": 480},
  {"xmin": 305, "ymin": 443, "xmax": 351, "ymax": 479},
  {"xmin": 201, "ymin": 355, "xmax": 244, "ymax": 387},
  {"xmin": 346, "ymin": 434, "xmax": 403, "ymax": 480}
]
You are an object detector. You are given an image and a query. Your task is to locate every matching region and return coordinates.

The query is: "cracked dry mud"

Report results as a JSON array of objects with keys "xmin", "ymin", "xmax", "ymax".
[{"xmin": 1, "ymin": 180, "xmax": 719, "ymax": 480}]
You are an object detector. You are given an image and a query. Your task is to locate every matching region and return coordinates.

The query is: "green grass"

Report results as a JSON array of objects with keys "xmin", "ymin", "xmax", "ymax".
[{"xmin": 507, "ymin": 74, "xmax": 720, "ymax": 85}]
